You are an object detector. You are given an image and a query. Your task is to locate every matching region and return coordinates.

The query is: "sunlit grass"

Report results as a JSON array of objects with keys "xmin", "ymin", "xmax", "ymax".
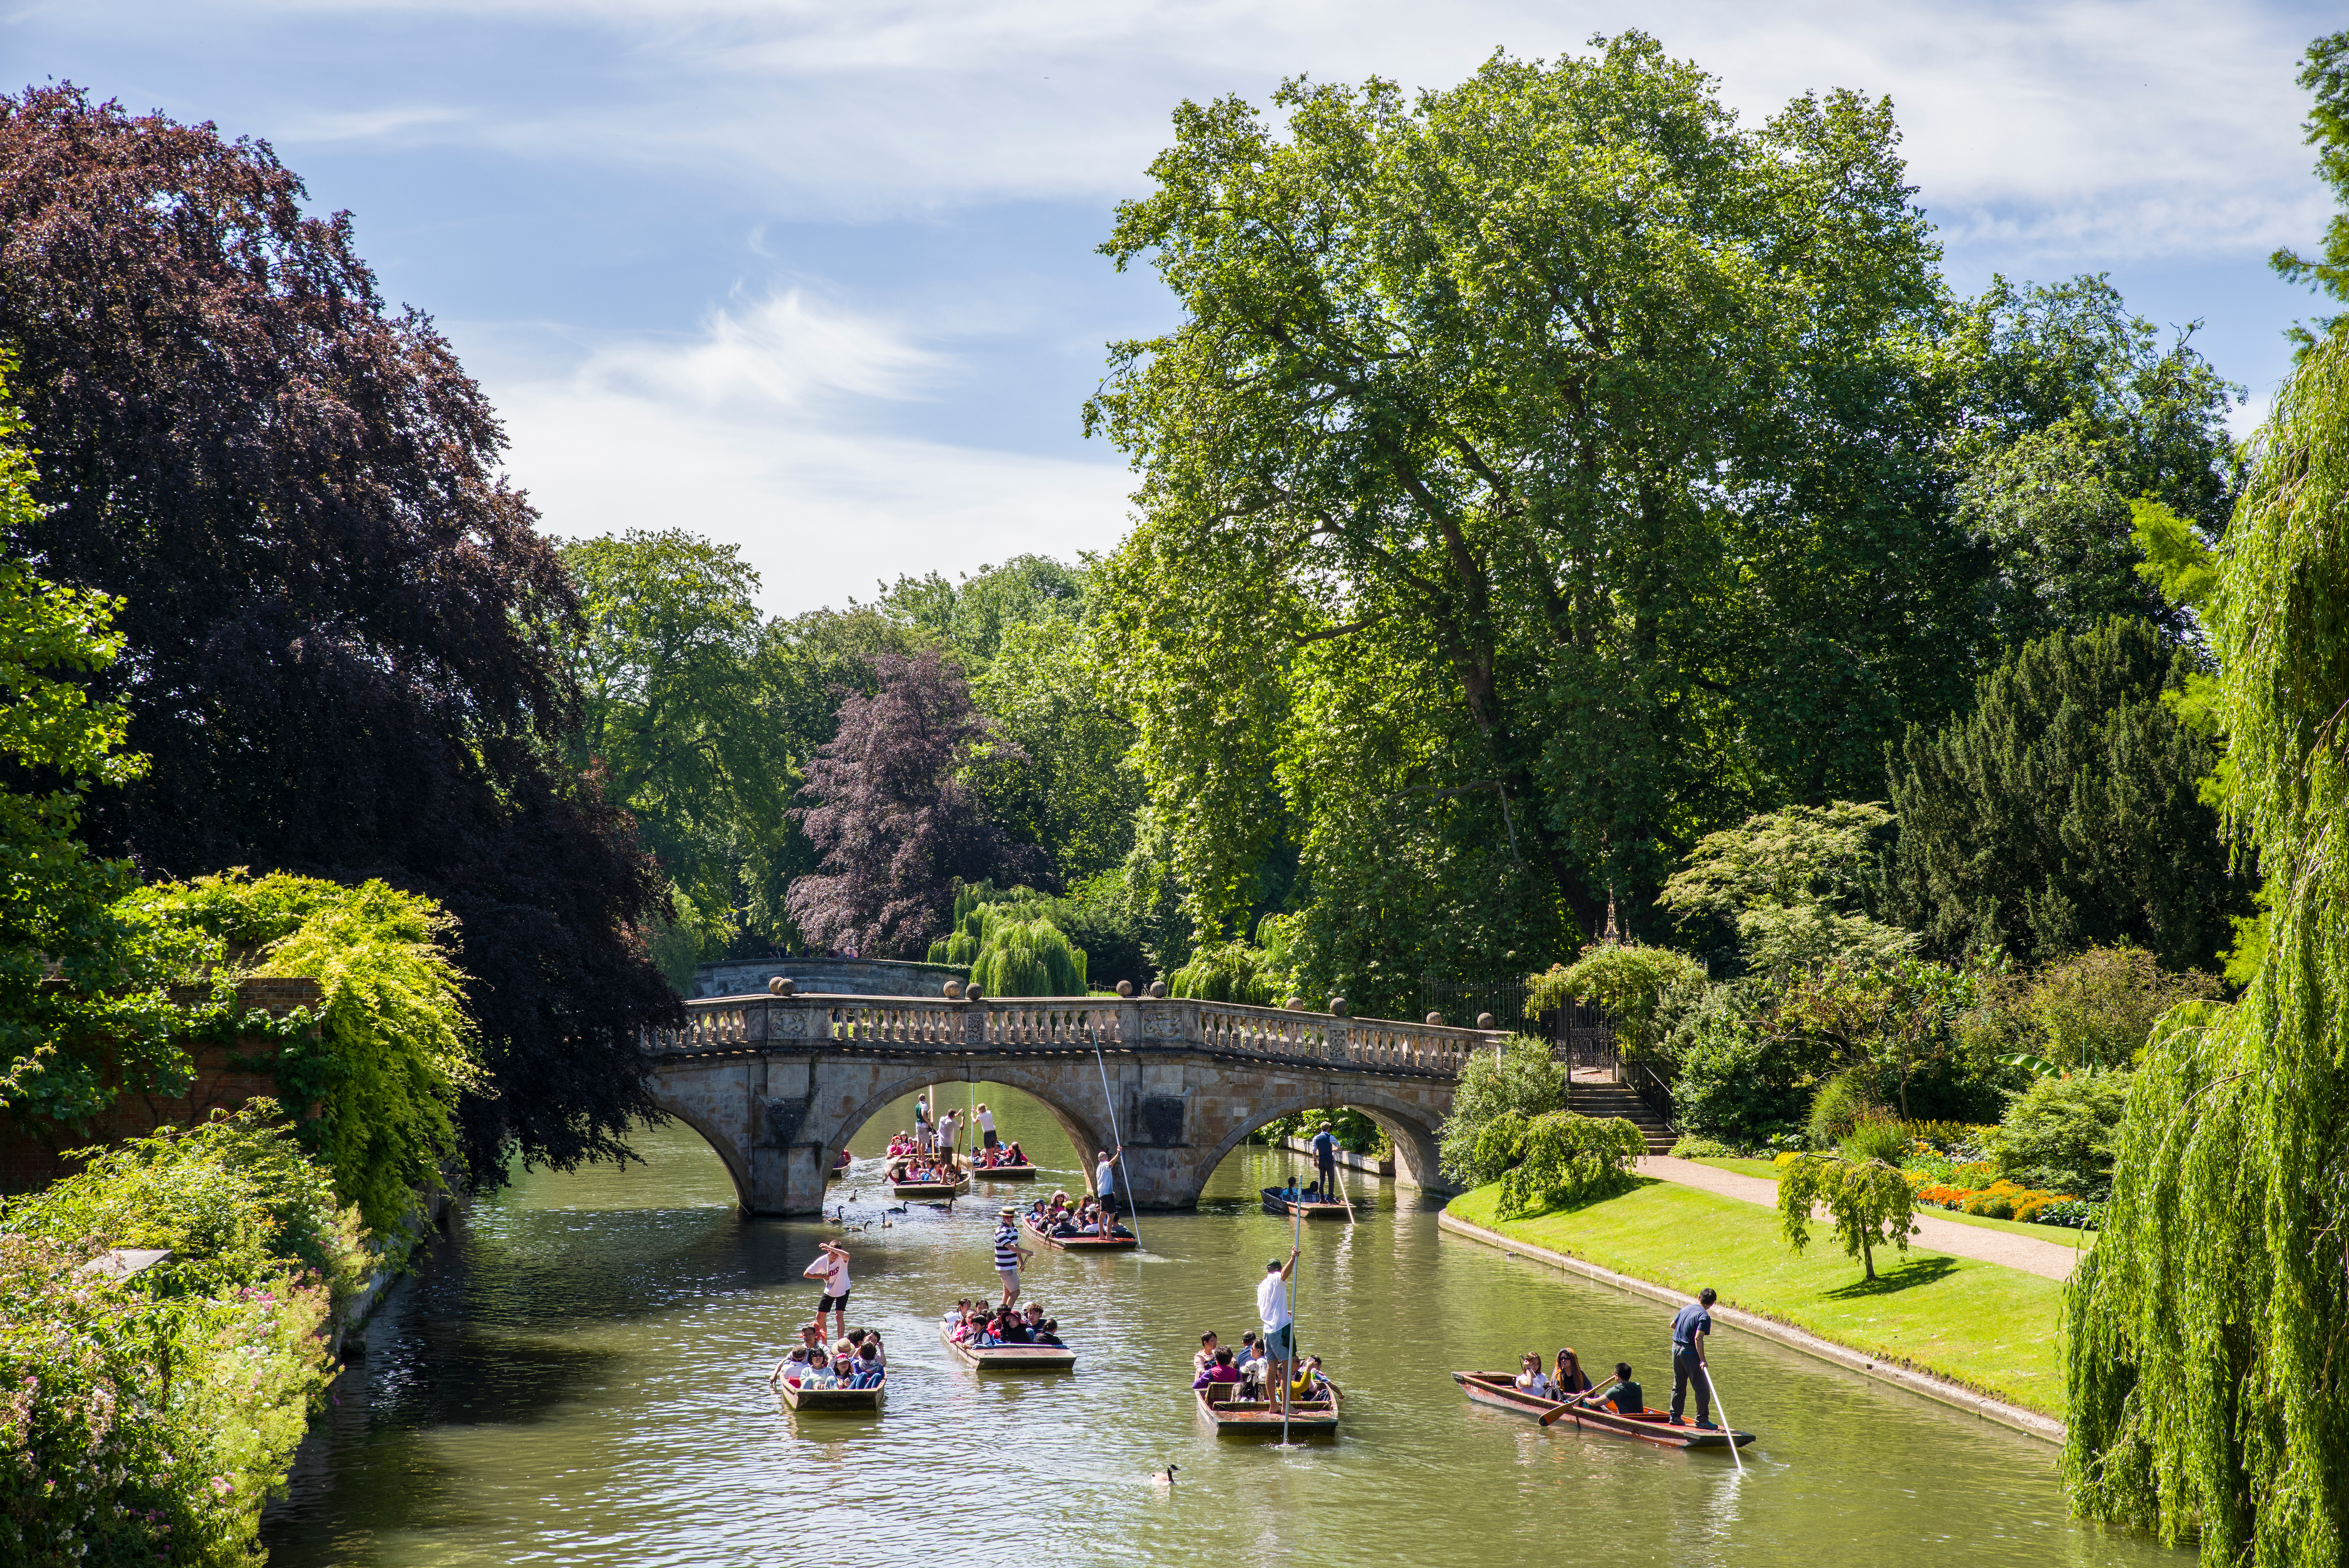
[{"xmin": 1448, "ymin": 1179, "xmax": 2068, "ymax": 1417}]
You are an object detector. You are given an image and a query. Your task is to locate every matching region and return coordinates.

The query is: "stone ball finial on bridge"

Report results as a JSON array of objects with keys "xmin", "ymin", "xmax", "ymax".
[
  {"xmin": 767, "ymin": 976, "xmax": 796, "ymax": 996},
  {"xmin": 1147, "ymin": 980, "xmax": 1168, "ymax": 999},
  {"xmin": 1284, "ymin": 996, "xmax": 1305, "ymax": 1010},
  {"xmin": 966, "ymin": 985, "xmax": 985, "ymax": 1001},
  {"xmin": 1426, "ymin": 1011, "xmax": 1445, "ymax": 1026},
  {"xmin": 1116, "ymin": 980, "xmax": 1134, "ymax": 997},
  {"xmin": 1328, "ymin": 996, "xmax": 1349, "ymax": 1016},
  {"xmin": 943, "ymin": 980, "xmax": 964, "ymax": 999},
  {"xmin": 1477, "ymin": 1012, "xmax": 1496, "ymax": 1030}
]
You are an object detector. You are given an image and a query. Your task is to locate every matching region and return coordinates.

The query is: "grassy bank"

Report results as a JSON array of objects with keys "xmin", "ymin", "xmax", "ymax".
[
  {"xmin": 1679, "ymin": 1156, "xmax": 2097, "ymax": 1252},
  {"xmin": 1448, "ymin": 1178, "xmax": 2069, "ymax": 1417}
]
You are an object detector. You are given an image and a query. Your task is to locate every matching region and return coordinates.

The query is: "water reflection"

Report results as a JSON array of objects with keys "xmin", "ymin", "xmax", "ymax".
[{"xmin": 262, "ymin": 1094, "xmax": 2181, "ymax": 1568}]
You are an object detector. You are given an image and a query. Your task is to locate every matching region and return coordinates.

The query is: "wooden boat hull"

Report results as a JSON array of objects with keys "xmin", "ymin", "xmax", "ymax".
[
  {"xmin": 1195, "ymin": 1384, "xmax": 1342, "ymax": 1436},
  {"xmin": 1260, "ymin": 1187, "xmax": 1367, "ymax": 1220},
  {"xmin": 972, "ymin": 1164, "xmax": 1038, "ymax": 1180},
  {"xmin": 780, "ymin": 1379, "xmax": 885, "ymax": 1412},
  {"xmin": 938, "ymin": 1315, "xmax": 1076, "ymax": 1370},
  {"xmin": 1451, "ymin": 1372, "xmax": 1753, "ymax": 1449},
  {"xmin": 892, "ymin": 1176, "xmax": 971, "ymax": 1200},
  {"xmin": 1023, "ymin": 1216, "xmax": 1138, "ymax": 1252}
]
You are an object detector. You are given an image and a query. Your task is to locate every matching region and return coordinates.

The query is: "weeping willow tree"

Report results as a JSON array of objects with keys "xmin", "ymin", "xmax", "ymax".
[
  {"xmin": 2063, "ymin": 331, "xmax": 2349, "ymax": 1561},
  {"xmin": 927, "ymin": 883, "xmax": 1089, "ymax": 996}
]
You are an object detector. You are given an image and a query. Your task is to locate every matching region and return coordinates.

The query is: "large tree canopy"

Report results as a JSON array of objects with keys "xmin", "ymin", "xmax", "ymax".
[
  {"xmin": 2065, "ymin": 327, "xmax": 2349, "ymax": 1567},
  {"xmin": 1089, "ymin": 36, "xmax": 1973, "ymax": 1003},
  {"xmin": 0, "ymin": 86, "xmax": 674, "ymax": 1178}
]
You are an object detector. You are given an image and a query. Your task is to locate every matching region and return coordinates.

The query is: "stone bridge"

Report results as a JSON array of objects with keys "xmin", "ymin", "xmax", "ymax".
[{"xmin": 645, "ymin": 991, "xmax": 1499, "ymax": 1215}]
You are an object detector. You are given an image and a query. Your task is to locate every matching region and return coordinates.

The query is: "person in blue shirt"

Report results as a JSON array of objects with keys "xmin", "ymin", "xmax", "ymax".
[
  {"xmin": 1309, "ymin": 1122, "xmax": 1339, "ymax": 1200},
  {"xmin": 1670, "ymin": 1287, "xmax": 1718, "ymax": 1428}
]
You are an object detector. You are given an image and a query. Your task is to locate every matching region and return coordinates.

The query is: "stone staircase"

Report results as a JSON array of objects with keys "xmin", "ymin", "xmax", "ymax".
[{"xmin": 1568, "ymin": 1080, "xmax": 1676, "ymax": 1154}]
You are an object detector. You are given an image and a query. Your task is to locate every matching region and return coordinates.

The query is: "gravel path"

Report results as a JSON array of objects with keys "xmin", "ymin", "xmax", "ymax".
[{"xmin": 1635, "ymin": 1154, "xmax": 2081, "ymax": 1282}]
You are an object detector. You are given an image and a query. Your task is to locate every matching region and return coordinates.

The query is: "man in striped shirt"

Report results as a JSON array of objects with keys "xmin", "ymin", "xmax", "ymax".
[{"xmin": 993, "ymin": 1205, "xmax": 1032, "ymax": 1307}]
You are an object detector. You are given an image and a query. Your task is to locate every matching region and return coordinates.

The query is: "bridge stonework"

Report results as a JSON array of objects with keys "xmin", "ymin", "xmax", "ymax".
[{"xmin": 644, "ymin": 994, "xmax": 1495, "ymax": 1215}]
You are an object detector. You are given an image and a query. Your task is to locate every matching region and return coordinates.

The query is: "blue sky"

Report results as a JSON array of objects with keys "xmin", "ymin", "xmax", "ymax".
[{"xmin": 3, "ymin": 0, "xmax": 2337, "ymax": 612}]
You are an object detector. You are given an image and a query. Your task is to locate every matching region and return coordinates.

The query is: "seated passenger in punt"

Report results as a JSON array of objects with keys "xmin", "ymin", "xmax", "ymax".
[
  {"xmin": 1289, "ymin": 1355, "xmax": 1331, "ymax": 1401},
  {"xmin": 1194, "ymin": 1330, "xmax": 1220, "ymax": 1376},
  {"xmin": 1572, "ymin": 1361, "xmax": 1644, "ymax": 1415},
  {"xmin": 1552, "ymin": 1348, "xmax": 1592, "ymax": 1397},
  {"xmin": 1515, "ymin": 1352, "xmax": 1552, "ymax": 1398},
  {"xmin": 1003, "ymin": 1140, "xmax": 1026, "ymax": 1166},
  {"xmin": 769, "ymin": 1347, "xmax": 812, "ymax": 1388},
  {"xmin": 799, "ymin": 1349, "xmax": 842, "ymax": 1390},
  {"xmin": 1193, "ymin": 1347, "xmax": 1242, "ymax": 1392},
  {"xmin": 846, "ymin": 1341, "xmax": 886, "ymax": 1388}
]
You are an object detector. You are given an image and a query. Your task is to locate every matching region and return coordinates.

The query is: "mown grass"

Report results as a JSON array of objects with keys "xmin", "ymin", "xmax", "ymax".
[
  {"xmin": 1448, "ymin": 1179, "xmax": 2069, "ymax": 1417},
  {"xmin": 1678, "ymin": 1156, "xmax": 2097, "ymax": 1252}
]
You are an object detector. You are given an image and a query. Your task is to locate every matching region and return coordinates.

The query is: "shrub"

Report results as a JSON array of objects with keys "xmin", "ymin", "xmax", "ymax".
[
  {"xmin": 1670, "ymin": 1135, "xmax": 1733, "ymax": 1159},
  {"xmin": 1986, "ymin": 1069, "xmax": 2134, "ymax": 1200},
  {"xmin": 1167, "ymin": 939, "xmax": 1284, "ymax": 1005},
  {"xmin": 119, "ymin": 871, "xmax": 481, "ymax": 1234},
  {"xmin": 0, "ymin": 1103, "xmax": 346, "ymax": 1564},
  {"xmin": 1528, "ymin": 944, "xmax": 1707, "ymax": 1058},
  {"xmin": 927, "ymin": 885, "xmax": 1089, "ymax": 996},
  {"xmin": 2035, "ymin": 1198, "xmax": 2103, "ymax": 1230},
  {"xmin": 1436, "ymin": 1034, "xmax": 1565, "ymax": 1185},
  {"xmin": 1668, "ymin": 992, "xmax": 1812, "ymax": 1144},
  {"xmin": 1840, "ymin": 1113, "xmax": 1908, "ymax": 1166},
  {"xmin": 1496, "ymin": 1112, "xmax": 1648, "ymax": 1218},
  {"xmin": 1805, "ymin": 1068, "xmax": 1880, "ymax": 1148}
]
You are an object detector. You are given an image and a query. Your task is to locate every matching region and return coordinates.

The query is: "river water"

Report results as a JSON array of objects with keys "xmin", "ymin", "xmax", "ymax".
[{"xmin": 261, "ymin": 1085, "xmax": 2177, "ymax": 1568}]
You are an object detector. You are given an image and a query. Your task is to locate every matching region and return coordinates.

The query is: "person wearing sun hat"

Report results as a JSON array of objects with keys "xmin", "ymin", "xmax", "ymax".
[{"xmin": 993, "ymin": 1204, "xmax": 1031, "ymax": 1307}]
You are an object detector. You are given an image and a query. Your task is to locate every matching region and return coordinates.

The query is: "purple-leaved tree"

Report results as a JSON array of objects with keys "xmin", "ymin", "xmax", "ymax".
[{"xmin": 786, "ymin": 651, "xmax": 1044, "ymax": 956}]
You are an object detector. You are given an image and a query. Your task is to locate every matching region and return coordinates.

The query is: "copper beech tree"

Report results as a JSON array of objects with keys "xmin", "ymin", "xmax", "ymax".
[{"xmin": 0, "ymin": 86, "xmax": 676, "ymax": 1179}]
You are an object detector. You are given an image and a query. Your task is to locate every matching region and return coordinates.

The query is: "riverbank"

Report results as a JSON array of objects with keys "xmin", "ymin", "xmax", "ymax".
[{"xmin": 1444, "ymin": 1178, "xmax": 2069, "ymax": 1432}]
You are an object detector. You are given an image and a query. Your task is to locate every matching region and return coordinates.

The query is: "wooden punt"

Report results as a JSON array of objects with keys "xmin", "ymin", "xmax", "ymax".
[
  {"xmin": 780, "ymin": 1375, "xmax": 885, "ymax": 1413},
  {"xmin": 938, "ymin": 1313, "xmax": 1076, "ymax": 1370},
  {"xmin": 1451, "ymin": 1371, "xmax": 1754, "ymax": 1450},
  {"xmin": 1260, "ymin": 1186, "xmax": 1366, "ymax": 1220},
  {"xmin": 1195, "ymin": 1381, "xmax": 1342, "ymax": 1436},
  {"xmin": 1023, "ymin": 1215, "xmax": 1139, "ymax": 1252},
  {"xmin": 971, "ymin": 1161, "xmax": 1039, "ymax": 1181},
  {"xmin": 891, "ymin": 1171, "xmax": 972, "ymax": 1200}
]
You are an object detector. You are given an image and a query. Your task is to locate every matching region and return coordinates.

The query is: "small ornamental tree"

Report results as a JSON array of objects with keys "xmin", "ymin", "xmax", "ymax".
[
  {"xmin": 786, "ymin": 652, "xmax": 1044, "ymax": 956},
  {"xmin": 1436, "ymin": 1034, "xmax": 1567, "ymax": 1186},
  {"xmin": 1496, "ymin": 1111, "xmax": 1650, "ymax": 1218},
  {"xmin": 1775, "ymin": 1143, "xmax": 1920, "ymax": 1281}
]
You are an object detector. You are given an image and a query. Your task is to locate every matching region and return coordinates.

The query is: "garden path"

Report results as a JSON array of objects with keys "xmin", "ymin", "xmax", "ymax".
[{"xmin": 1635, "ymin": 1154, "xmax": 2081, "ymax": 1282}]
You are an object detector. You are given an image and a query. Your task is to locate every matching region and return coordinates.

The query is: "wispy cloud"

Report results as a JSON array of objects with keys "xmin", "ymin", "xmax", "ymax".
[{"xmin": 486, "ymin": 291, "xmax": 1132, "ymax": 612}]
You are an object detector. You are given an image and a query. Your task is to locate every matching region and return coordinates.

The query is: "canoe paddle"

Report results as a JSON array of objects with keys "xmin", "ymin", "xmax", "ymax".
[{"xmin": 1536, "ymin": 1396, "xmax": 1584, "ymax": 1429}]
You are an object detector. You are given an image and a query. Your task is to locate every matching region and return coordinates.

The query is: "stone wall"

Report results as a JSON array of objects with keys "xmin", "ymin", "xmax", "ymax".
[
  {"xmin": 691, "ymin": 957, "xmax": 968, "ymax": 999},
  {"xmin": 0, "ymin": 977, "xmax": 324, "ymax": 1193}
]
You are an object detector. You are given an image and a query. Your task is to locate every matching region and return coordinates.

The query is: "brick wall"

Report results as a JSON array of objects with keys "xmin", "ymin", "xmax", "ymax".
[{"xmin": 0, "ymin": 977, "xmax": 324, "ymax": 1194}]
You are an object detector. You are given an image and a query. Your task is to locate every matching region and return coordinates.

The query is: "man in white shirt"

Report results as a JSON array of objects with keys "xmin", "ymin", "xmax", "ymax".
[
  {"xmin": 1094, "ymin": 1145, "xmax": 1125, "ymax": 1226},
  {"xmin": 938, "ymin": 1108, "xmax": 961, "ymax": 1157},
  {"xmin": 1258, "ymin": 1248, "xmax": 1299, "ymax": 1409}
]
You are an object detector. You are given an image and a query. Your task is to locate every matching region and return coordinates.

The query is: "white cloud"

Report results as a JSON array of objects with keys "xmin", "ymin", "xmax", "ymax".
[
  {"xmin": 210, "ymin": 0, "xmax": 2330, "ymax": 264},
  {"xmin": 485, "ymin": 293, "xmax": 1135, "ymax": 613}
]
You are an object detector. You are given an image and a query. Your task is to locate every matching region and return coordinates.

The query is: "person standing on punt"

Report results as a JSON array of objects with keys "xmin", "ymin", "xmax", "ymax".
[
  {"xmin": 1309, "ymin": 1121, "xmax": 1339, "ymax": 1199},
  {"xmin": 993, "ymin": 1205, "xmax": 1031, "ymax": 1307},
  {"xmin": 1670, "ymin": 1288, "xmax": 1719, "ymax": 1429},
  {"xmin": 915, "ymin": 1096, "xmax": 933, "ymax": 1154},
  {"xmin": 804, "ymin": 1240, "xmax": 852, "ymax": 1344},
  {"xmin": 1258, "ymin": 1248, "xmax": 1299, "ymax": 1401},
  {"xmin": 1093, "ymin": 1144, "xmax": 1125, "ymax": 1223},
  {"xmin": 977, "ymin": 1102, "xmax": 999, "ymax": 1151}
]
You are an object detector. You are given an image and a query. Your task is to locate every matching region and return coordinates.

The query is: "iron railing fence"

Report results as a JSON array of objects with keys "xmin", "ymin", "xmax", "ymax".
[{"xmin": 1415, "ymin": 974, "xmax": 1540, "ymax": 1037}]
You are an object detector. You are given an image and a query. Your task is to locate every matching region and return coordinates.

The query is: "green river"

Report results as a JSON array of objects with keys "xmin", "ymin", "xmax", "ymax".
[{"xmin": 261, "ymin": 1087, "xmax": 2180, "ymax": 1568}]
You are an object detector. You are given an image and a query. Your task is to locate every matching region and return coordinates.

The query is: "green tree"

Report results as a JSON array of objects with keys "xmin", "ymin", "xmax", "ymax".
[
  {"xmin": 2063, "ymin": 329, "xmax": 2349, "ymax": 1563},
  {"xmin": 1889, "ymin": 617, "xmax": 2249, "ymax": 969},
  {"xmin": 878, "ymin": 554, "xmax": 1088, "ymax": 678},
  {"xmin": 0, "ymin": 365, "xmax": 175, "ymax": 1126},
  {"xmin": 1528, "ymin": 944, "xmax": 1707, "ymax": 1059},
  {"xmin": 1435, "ymin": 1033, "xmax": 1566, "ymax": 1186},
  {"xmin": 558, "ymin": 530, "xmax": 795, "ymax": 976},
  {"xmin": 970, "ymin": 614, "xmax": 1145, "ymax": 887},
  {"xmin": 1775, "ymin": 1144, "xmax": 1918, "ymax": 1281},
  {"xmin": 1658, "ymin": 801, "xmax": 1913, "ymax": 976},
  {"xmin": 2273, "ymin": 29, "xmax": 2349, "ymax": 346},
  {"xmin": 1089, "ymin": 37, "xmax": 1962, "ymax": 958}
]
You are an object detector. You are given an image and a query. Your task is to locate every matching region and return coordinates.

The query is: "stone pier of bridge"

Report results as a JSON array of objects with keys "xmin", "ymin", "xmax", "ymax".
[{"xmin": 645, "ymin": 992, "xmax": 1497, "ymax": 1216}]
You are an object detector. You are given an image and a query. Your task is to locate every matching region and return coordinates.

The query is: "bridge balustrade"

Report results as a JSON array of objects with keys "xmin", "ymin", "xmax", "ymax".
[{"xmin": 648, "ymin": 991, "xmax": 1494, "ymax": 1077}]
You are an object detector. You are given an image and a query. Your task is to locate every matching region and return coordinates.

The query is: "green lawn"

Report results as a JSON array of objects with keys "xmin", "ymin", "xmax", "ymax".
[
  {"xmin": 1449, "ymin": 1179, "xmax": 2069, "ymax": 1417},
  {"xmin": 1679, "ymin": 1157, "xmax": 2096, "ymax": 1252}
]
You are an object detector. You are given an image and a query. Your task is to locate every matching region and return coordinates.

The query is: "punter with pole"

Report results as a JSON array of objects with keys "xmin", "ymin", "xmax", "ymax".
[
  {"xmin": 1671, "ymin": 1286, "xmax": 1720, "ymax": 1429},
  {"xmin": 1259, "ymin": 1247, "xmax": 1299, "ymax": 1415},
  {"xmin": 1309, "ymin": 1120, "xmax": 1339, "ymax": 1199}
]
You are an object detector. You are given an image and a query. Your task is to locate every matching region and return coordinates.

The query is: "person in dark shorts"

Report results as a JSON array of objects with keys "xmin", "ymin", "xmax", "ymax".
[
  {"xmin": 1310, "ymin": 1121, "xmax": 1339, "ymax": 1198},
  {"xmin": 1670, "ymin": 1287, "xmax": 1718, "ymax": 1429}
]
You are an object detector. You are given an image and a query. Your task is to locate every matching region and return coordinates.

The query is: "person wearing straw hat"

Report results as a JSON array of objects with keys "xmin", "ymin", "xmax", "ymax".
[{"xmin": 993, "ymin": 1204, "xmax": 1031, "ymax": 1307}]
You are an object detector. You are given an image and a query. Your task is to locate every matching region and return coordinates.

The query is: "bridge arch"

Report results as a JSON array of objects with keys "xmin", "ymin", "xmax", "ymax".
[
  {"xmin": 1186, "ymin": 1083, "xmax": 1445, "ymax": 1207},
  {"xmin": 644, "ymin": 1083, "xmax": 757, "ymax": 1211},
  {"xmin": 810, "ymin": 1067, "xmax": 1109, "ymax": 1179}
]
